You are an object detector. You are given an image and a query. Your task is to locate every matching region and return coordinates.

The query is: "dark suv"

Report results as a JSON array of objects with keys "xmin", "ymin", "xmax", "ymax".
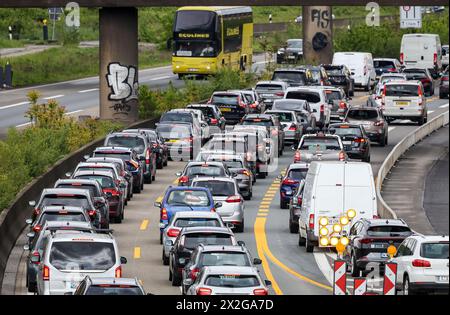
[
  {"xmin": 298, "ymin": 65, "xmax": 331, "ymax": 86},
  {"xmin": 186, "ymin": 104, "xmax": 226, "ymax": 132},
  {"xmin": 208, "ymin": 91, "xmax": 250, "ymax": 125},
  {"xmin": 181, "ymin": 244, "xmax": 261, "ymax": 294},
  {"xmin": 345, "ymin": 218, "xmax": 414, "ymax": 277},
  {"xmin": 329, "ymin": 123, "xmax": 371, "ymax": 162},
  {"xmin": 322, "ymin": 64, "xmax": 355, "ymax": 96},
  {"xmin": 168, "ymin": 227, "xmax": 237, "ymax": 286},
  {"xmin": 241, "ymin": 114, "xmax": 285, "ymax": 156},
  {"xmin": 271, "ymin": 68, "xmax": 311, "ymax": 87}
]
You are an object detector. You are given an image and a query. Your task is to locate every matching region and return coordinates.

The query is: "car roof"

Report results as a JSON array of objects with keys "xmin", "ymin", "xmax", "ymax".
[
  {"xmin": 42, "ymin": 188, "xmax": 90, "ymax": 196},
  {"xmin": 362, "ymin": 218, "xmax": 409, "ymax": 227},
  {"xmin": 94, "ymin": 146, "xmax": 133, "ymax": 152},
  {"xmin": 187, "ymin": 104, "xmax": 217, "ymax": 108},
  {"xmin": 74, "ymin": 170, "xmax": 114, "ymax": 178},
  {"xmin": 186, "ymin": 161, "xmax": 225, "ymax": 167},
  {"xmin": 199, "ymin": 245, "xmax": 247, "ymax": 253},
  {"xmin": 41, "ymin": 206, "xmax": 86, "ymax": 212},
  {"xmin": 207, "ymin": 154, "xmax": 245, "ymax": 162},
  {"xmin": 285, "ymin": 86, "xmax": 323, "ymax": 92},
  {"xmin": 266, "ymin": 109, "xmax": 296, "ymax": 114},
  {"xmin": 274, "ymin": 68, "xmax": 307, "ymax": 72},
  {"xmin": 167, "ymin": 109, "xmax": 195, "ymax": 113},
  {"xmin": 50, "ymin": 232, "xmax": 114, "ymax": 241},
  {"xmin": 244, "ymin": 114, "xmax": 273, "ymax": 119},
  {"xmin": 107, "ymin": 132, "xmax": 146, "ymax": 139},
  {"xmin": 329, "ymin": 123, "xmax": 362, "ymax": 129},
  {"xmin": 181, "ymin": 226, "xmax": 233, "ymax": 234},
  {"xmin": 166, "ymin": 186, "xmax": 211, "ymax": 192},
  {"xmin": 87, "ymin": 157, "xmax": 125, "ymax": 164},
  {"xmin": 409, "ymin": 235, "xmax": 449, "ymax": 242},
  {"xmin": 256, "ymin": 80, "xmax": 288, "ymax": 86},
  {"xmin": 55, "ymin": 179, "xmax": 101, "ymax": 186},
  {"xmin": 203, "ymin": 266, "xmax": 258, "ymax": 275},
  {"xmin": 374, "ymin": 58, "xmax": 398, "ymax": 61},
  {"xmin": 192, "ymin": 176, "xmax": 235, "ymax": 183},
  {"xmin": 287, "ymin": 163, "xmax": 310, "ymax": 170},
  {"xmin": 348, "ymin": 105, "xmax": 379, "ymax": 111},
  {"xmin": 43, "ymin": 221, "xmax": 93, "ymax": 229},
  {"xmin": 212, "ymin": 91, "xmax": 240, "ymax": 96},
  {"xmin": 78, "ymin": 162, "xmax": 117, "ymax": 167},
  {"xmin": 88, "ymin": 277, "xmax": 140, "ymax": 286},
  {"xmin": 173, "ymin": 211, "xmax": 221, "ymax": 219},
  {"xmin": 384, "ymin": 80, "xmax": 421, "ymax": 86}
]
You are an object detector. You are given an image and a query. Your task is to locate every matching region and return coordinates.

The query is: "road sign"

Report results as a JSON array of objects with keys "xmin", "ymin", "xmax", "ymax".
[
  {"xmin": 400, "ymin": 6, "xmax": 422, "ymax": 28},
  {"xmin": 48, "ymin": 7, "xmax": 63, "ymax": 21},
  {"xmin": 353, "ymin": 278, "xmax": 367, "ymax": 295},
  {"xmin": 383, "ymin": 262, "xmax": 398, "ymax": 295},
  {"xmin": 333, "ymin": 260, "xmax": 347, "ymax": 295}
]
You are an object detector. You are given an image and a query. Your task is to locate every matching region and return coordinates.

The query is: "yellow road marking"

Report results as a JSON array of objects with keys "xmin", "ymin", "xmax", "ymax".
[
  {"xmin": 263, "ymin": 197, "xmax": 273, "ymax": 201},
  {"xmin": 259, "ymin": 205, "xmax": 270, "ymax": 209},
  {"xmin": 265, "ymin": 194, "xmax": 276, "ymax": 198},
  {"xmin": 259, "ymin": 209, "xmax": 269, "ymax": 213},
  {"xmin": 134, "ymin": 247, "xmax": 141, "ymax": 259},
  {"xmin": 260, "ymin": 201, "xmax": 271, "ymax": 205},
  {"xmin": 172, "ymin": 179, "xmax": 179, "ymax": 184},
  {"xmin": 257, "ymin": 214, "xmax": 269, "ymax": 217},
  {"xmin": 140, "ymin": 219, "xmax": 149, "ymax": 231}
]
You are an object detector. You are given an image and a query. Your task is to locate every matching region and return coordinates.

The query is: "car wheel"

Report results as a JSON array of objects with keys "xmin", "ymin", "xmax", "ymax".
[
  {"xmin": 27, "ymin": 279, "xmax": 37, "ymax": 293},
  {"xmin": 169, "ymin": 268, "xmax": 173, "ymax": 281},
  {"xmin": 403, "ymin": 275, "xmax": 415, "ymax": 295},
  {"xmin": 163, "ymin": 155, "xmax": 169, "ymax": 166},
  {"xmin": 364, "ymin": 80, "xmax": 371, "ymax": 92},
  {"xmin": 162, "ymin": 250, "xmax": 169, "ymax": 266},
  {"xmin": 351, "ymin": 253, "xmax": 360, "ymax": 277},
  {"xmin": 280, "ymin": 200, "xmax": 288, "ymax": 209},
  {"xmin": 289, "ymin": 221, "xmax": 299, "ymax": 234},
  {"xmin": 172, "ymin": 270, "xmax": 182, "ymax": 286},
  {"xmin": 244, "ymin": 191, "xmax": 252, "ymax": 201},
  {"xmin": 258, "ymin": 172, "xmax": 267, "ymax": 179},
  {"xmin": 418, "ymin": 116, "xmax": 425, "ymax": 126},
  {"xmin": 364, "ymin": 154, "xmax": 371, "ymax": 163},
  {"xmin": 298, "ymin": 232, "xmax": 306, "ymax": 246},
  {"xmin": 160, "ymin": 232, "xmax": 163, "ymax": 245},
  {"xmin": 349, "ymin": 88, "xmax": 354, "ymax": 97},
  {"xmin": 379, "ymin": 135, "xmax": 386, "ymax": 147},
  {"xmin": 115, "ymin": 214, "xmax": 122, "ymax": 224},
  {"xmin": 305, "ymin": 233, "xmax": 314, "ymax": 253},
  {"xmin": 235, "ymin": 221, "xmax": 244, "ymax": 233}
]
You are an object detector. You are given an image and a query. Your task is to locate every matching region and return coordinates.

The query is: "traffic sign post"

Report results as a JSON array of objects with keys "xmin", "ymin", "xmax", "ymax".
[
  {"xmin": 400, "ymin": 6, "xmax": 422, "ymax": 28},
  {"xmin": 383, "ymin": 262, "xmax": 398, "ymax": 295},
  {"xmin": 353, "ymin": 278, "xmax": 367, "ymax": 295},
  {"xmin": 333, "ymin": 260, "xmax": 347, "ymax": 295}
]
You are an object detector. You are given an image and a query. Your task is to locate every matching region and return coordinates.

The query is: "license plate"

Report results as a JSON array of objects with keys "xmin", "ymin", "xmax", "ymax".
[
  {"xmin": 262, "ymin": 94, "xmax": 273, "ymax": 98},
  {"xmin": 168, "ymin": 139, "xmax": 178, "ymax": 143},
  {"xmin": 188, "ymin": 68, "xmax": 199, "ymax": 72},
  {"xmin": 327, "ymin": 218, "xmax": 340, "ymax": 225},
  {"xmin": 220, "ymin": 108, "xmax": 232, "ymax": 112},
  {"xmin": 343, "ymin": 141, "xmax": 352, "ymax": 145},
  {"xmin": 371, "ymin": 244, "xmax": 386, "ymax": 248},
  {"xmin": 437, "ymin": 276, "xmax": 449, "ymax": 282},
  {"xmin": 288, "ymin": 55, "xmax": 296, "ymax": 59},
  {"xmin": 396, "ymin": 101, "xmax": 409, "ymax": 106}
]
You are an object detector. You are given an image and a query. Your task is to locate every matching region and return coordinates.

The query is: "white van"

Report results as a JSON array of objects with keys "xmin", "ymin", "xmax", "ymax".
[
  {"xmin": 400, "ymin": 34, "xmax": 442, "ymax": 76},
  {"xmin": 332, "ymin": 52, "xmax": 376, "ymax": 91},
  {"xmin": 298, "ymin": 161, "xmax": 378, "ymax": 253}
]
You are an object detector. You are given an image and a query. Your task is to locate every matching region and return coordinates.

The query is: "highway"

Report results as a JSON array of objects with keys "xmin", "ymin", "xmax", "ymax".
[{"xmin": 9, "ymin": 86, "xmax": 448, "ymax": 295}]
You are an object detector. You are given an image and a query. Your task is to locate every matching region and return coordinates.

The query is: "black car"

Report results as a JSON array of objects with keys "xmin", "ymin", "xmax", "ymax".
[
  {"xmin": 208, "ymin": 92, "xmax": 250, "ymax": 125},
  {"xmin": 298, "ymin": 65, "xmax": 331, "ymax": 86},
  {"xmin": 373, "ymin": 58, "xmax": 402, "ymax": 78},
  {"xmin": 402, "ymin": 68, "xmax": 435, "ymax": 96},
  {"xmin": 168, "ymin": 227, "xmax": 237, "ymax": 286},
  {"xmin": 329, "ymin": 123, "xmax": 371, "ymax": 162},
  {"xmin": 276, "ymin": 39, "xmax": 303, "ymax": 64},
  {"xmin": 186, "ymin": 104, "xmax": 226, "ymax": 132},
  {"xmin": 324, "ymin": 87, "xmax": 351, "ymax": 122},
  {"xmin": 439, "ymin": 67, "xmax": 449, "ymax": 99},
  {"xmin": 322, "ymin": 64, "xmax": 355, "ymax": 96},
  {"xmin": 271, "ymin": 68, "xmax": 311, "ymax": 87},
  {"xmin": 123, "ymin": 129, "xmax": 169, "ymax": 169},
  {"xmin": 181, "ymin": 244, "xmax": 260, "ymax": 294},
  {"xmin": 176, "ymin": 161, "xmax": 232, "ymax": 186},
  {"xmin": 345, "ymin": 218, "xmax": 414, "ymax": 277},
  {"xmin": 289, "ymin": 179, "xmax": 305, "ymax": 234}
]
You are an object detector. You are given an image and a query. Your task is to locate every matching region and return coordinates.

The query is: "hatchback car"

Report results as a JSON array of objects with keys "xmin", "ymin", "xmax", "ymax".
[
  {"xmin": 254, "ymin": 81, "xmax": 289, "ymax": 109},
  {"xmin": 293, "ymin": 133, "xmax": 346, "ymax": 163},
  {"xmin": 329, "ymin": 123, "xmax": 371, "ymax": 162},
  {"xmin": 192, "ymin": 177, "xmax": 245, "ymax": 232},
  {"xmin": 186, "ymin": 104, "xmax": 226, "ymax": 133},
  {"xmin": 322, "ymin": 64, "xmax": 355, "ymax": 96},
  {"xmin": 277, "ymin": 39, "xmax": 303, "ymax": 64},
  {"xmin": 279, "ymin": 163, "xmax": 309, "ymax": 209},
  {"xmin": 373, "ymin": 58, "xmax": 402, "ymax": 78},
  {"xmin": 175, "ymin": 161, "xmax": 231, "ymax": 187},
  {"xmin": 265, "ymin": 110, "xmax": 302, "ymax": 145},
  {"xmin": 208, "ymin": 91, "xmax": 250, "ymax": 125},
  {"xmin": 271, "ymin": 68, "xmax": 311, "ymax": 87},
  {"xmin": 298, "ymin": 65, "xmax": 331, "ymax": 86},
  {"xmin": 345, "ymin": 106, "xmax": 389, "ymax": 145},
  {"xmin": 439, "ymin": 67, "xmax": 449, "ymax": 99},
  {"xmin": 73, "ymin": 277, "xmax": 146, "ymax": 295},
  {"xmin": 156, "ymin": 123, "xmax": 200, "ymax": 161},
  {"xmin": 323, "ymin": 87, "xmax": 350, "ymax": 122},
  {"xmin": 229, "ymin": 89, "xmax": 264, "ymax": 113},
  {"xmin": 169, "ymin": 227, "xmax": 237, "ymax": 286}
]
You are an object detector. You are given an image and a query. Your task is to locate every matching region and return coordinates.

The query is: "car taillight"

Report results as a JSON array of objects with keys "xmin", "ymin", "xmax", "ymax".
[
  {"xmin": 88, "ymin": 210, "xmax": 97, "ymax": 218},
  {"xmin": 400, "ymin": 52, "xmax": 404, "ymax": 64},
  {"xmin": 374, "ymin": 120, "xmax": 384, "ymax": 127},
  {"xmin": 31, "ymin": 251, "xmax": 40, "ymax": 265},
  {"xmin": 152, "ymin": 143, "xmax": 158, "ymax": 148},
  {"xmin": 183, "ymin": 137, "xmax": 193, "ymax": 143},
  {"xmin": 339, "ymin": 102, "xmax": 347, "ymax": 109},
  {"xmin": 309, "ymin": 214, "xmax": 314, "ymax": 229},
  {"xmin": 339, "ymin": 151, "xmax": 345, "ymax": 161},
  {"xmin": 282, "ymin": 178, "xmax": 298, "ymax": 185},
  {"xmin": 43, "ymin": 265, "xmax": 50, "ymax": 281},
  {"xmin": 288, "ymin": 124, "xmax": 297, "ymax": 131},
  {"xmin": 115, "ymin": 266, "xmax": 122, "ymax": 278},
  {"xmin": 161, "ymin": 208, "xmax": 168, "ymax": 220},
  {"xmin": 387, "ymin": 68, "xmax": 396, "ymax": 72},
  {"xmin": 226, "ymin": 195, "xmax": 242, "ymax": 203},
  {"xmin": 294, "ymin": 151, "xmax": 301, "ymax": 162},
  {"xmin": 146, "ymin": 149, "xmax": 151, "ymax": 165},
  {"xmin": 354, "ymin": 138, "xmax": 366, "ymax": 143},
  {"xmin": 360, "ymin": 238, "xmax": 372, "ymax": 244},
  {"xmin": 297, "ymin": 196, "xmax": 303, "ymax": 205},
  {"xmin": 271, "ymin": 129, "xmax": 278, "ymax": 136},
  {"xmin": 239, "ymin": 169, "xmax": 251, "ymax": 177},
  {"xmin": 167, "ymin": 228, "xmax": 181, "ymax": 238},
  {"xmin": 210, "ymin": 118, "xmax": 218, "ymax": 125},
  {"xmin": 320, "ymin": 79, "xmax": 324, "ymax": 86},
  {"xmin": 412, "ymin": 259, "xmax": 431, "ymax": 267},
  {"xmin": 275, "ymin": 92, "xmax": 285, "ymax": 97},
  {"xmin": 373, "ymin": 215, "xmax": 380, "ymax": 219},
  {"xmin": 442, "ymin": 76, "xmax": 449, "ymax": 82},
  {"xmin": 433, "ymin": 53, "xmax": 438, "ymax": 64},
  {"xmin": 33, "ymin": 208, "xmax": 40, "ymax": 216},
  {"xmin": 320, "ymin": 104, "xmax": 325, "ymax": 113},
  {"xmin": 197, "ymin": 287, "xmax": 212, "ymax": 295},
  {"xmin": 211, "ymin": 208, "xmax": 216, "ymax": 212},
  {"xmin": 253, "ymin": 288, "xmax": 268, "ymax": 295},
  {"xmin": 418, "ymin": 86, "xmax": 423, "ymax": 98},
  {"xmin": 33, "ymin": 225, "xmax": 42, "ymax": 233},
  {"xmin": 179, "ymin": 176, "xmax": 189, "ymax": 184},
  {"xmin": 105, "ymin": 188, "xmax": 121, "ymax": 197},
  {"xmin": 189, "ymin": 268, "xmax": 200, "ymax": 281}
]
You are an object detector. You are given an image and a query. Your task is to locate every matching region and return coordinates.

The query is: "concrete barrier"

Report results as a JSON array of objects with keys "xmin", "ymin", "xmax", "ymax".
[
  {"xmin": 376, "ymin": 111, "xmax": 450, "ymax": 219},
  {"xmin": 0, "ymin": 118, "xmax": 157, "ymax": 291}
]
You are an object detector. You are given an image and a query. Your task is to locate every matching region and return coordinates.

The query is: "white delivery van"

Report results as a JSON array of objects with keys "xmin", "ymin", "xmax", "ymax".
[
  {"xmin": 298, "ymin": 161, "xmax": 378, "ymax": 253},
  {"xmin": 400, "ymin": 34, "xmax": 442, "ymax": 76},
  {"xmin": 332, "ymin": 52, "xmax": 376, "ymax": 91}
]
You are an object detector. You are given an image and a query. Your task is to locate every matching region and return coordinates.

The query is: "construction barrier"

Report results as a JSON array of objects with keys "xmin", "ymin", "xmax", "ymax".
[
  {"xmin": 353, "ymin": 278, "xmax": 367, "ymax": 295},
  {"xmin": 333, "ymin": 260, "xmax": 347, "ymax": 295},
  {"xmin": 383, "ymin": 262, "xmax": 398, "ymax": 295}
]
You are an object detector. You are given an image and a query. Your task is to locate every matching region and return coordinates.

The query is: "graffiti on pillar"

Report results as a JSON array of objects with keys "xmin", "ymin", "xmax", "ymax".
[
  {"xmin": 106, "ymin": 62, "xmax": 138, "ymax": 117},
  {"xmin": 310, "ymin": 8, "xmax": 331, "ymax": 52},
  {"xmin": 311, "ymin": 8, "xmax": 331, "ymax": 29}
]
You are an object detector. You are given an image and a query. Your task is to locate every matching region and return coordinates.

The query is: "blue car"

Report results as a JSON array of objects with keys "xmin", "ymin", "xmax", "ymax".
[
  {"xmin": 279, "ymin": 163, "xmax": 309, "ymax": 209},
  {"xmin": 154, "ymin": 186, "xmax": 219, "ymax": 244}
]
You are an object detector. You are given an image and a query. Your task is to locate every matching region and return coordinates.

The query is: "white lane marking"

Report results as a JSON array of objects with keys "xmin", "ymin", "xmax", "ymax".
[
  {"xmin": 16, "ymin": 110, "xmax": 84, "ymax": 127},
  {"xmin": 149, "ymin": 75, "xmax": 173, "ymax": 81},
  {"xmin": 439, "ymin": 104, "xmax": 449, "ymax": 108},
  {"xmin": 78, "ymin": 88, "xmax": 99, "ymax": 93},
  {"xmin": 0, "ymin": 101, "xmax": 30, "ymax": 110},
  {"xmin": 16, "ymin": 122, "xmax": 32, "ymax": 128},
  {"xmin": 388, "ymin": 126, "xmax": 396, "ymax": 132},
  {"xmin": 428, "ymin": 110, "xmax": 435, "ymax": 114},
  {"xmin": 43, "ymin": 94, "xmax": 64, "ymax": 100},
  {"xmin": 313, "ymin": 251, "xmax": 334, "ymax": 285}
]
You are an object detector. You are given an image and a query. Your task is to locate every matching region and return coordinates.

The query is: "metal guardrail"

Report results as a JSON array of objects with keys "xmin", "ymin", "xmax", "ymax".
[{"xmin": 376, "ymin": 110, "xmax": 450, "ymax": 219}]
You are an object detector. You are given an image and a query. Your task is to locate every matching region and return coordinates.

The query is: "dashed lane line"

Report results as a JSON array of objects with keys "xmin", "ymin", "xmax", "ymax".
[
  {"xmin": 140, "ymin": 219, "xmax": 149, "ymax": 231},
  {"xmin": 43, "ymin": 94, "xmax": 64, "ymax": 100},
  {"xmin": 134, "ymin": 247, "xmax": 141, "ymax": 259}
]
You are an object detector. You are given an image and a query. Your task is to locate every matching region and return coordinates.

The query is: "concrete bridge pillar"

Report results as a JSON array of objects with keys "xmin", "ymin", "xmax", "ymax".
[
  {"xmin": 99, "ymin": 7, "xmax": 139, "ymax": 123},
  {"xmin": 302, "ymin": 6, "xmax": 333, "ymax": 65}
]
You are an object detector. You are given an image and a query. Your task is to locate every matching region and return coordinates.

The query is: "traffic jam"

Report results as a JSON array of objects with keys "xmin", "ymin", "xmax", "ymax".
[{"xmin": 22, "ymin": 41, "xmax": 449, "ymax": 296}]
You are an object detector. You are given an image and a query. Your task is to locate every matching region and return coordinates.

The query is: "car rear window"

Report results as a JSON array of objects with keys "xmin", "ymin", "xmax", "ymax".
[
  {"xmin": 156, "ymin": 125, "xmax": 192, "ymax": 139},
  {"xmin": 255, "ymin": 84, "xmax": 283, "ymax": 91},
  {"xmin": 39, "ymin": 212, "xmax": 86, "ymax": 225},
  {"xmin": 207, "ymin": 140, "xmax": 247, "ymax": 153},
  {"xmin": 193, "ymin": 181, "xmax": 235, "ymax": 197},
  {"xmin": 385, "ymin": 85, "xmax": 419, "ymax": 97},
  {"xmin": 300, "ymin": 137, "xmax": 341, "ymax": 150},
  {"xmin": 286, "ymin": 91, "xmax": 321, "ymax": 103},
  {"xmin": 269, "ymin": 112, "xmax": 293, "ymax": 122},
  {"xmin": 42, "ymin": 195, "xmax": 90, "ymax": 209},
  {"xmin": 106, "ymin": 136, "xmax": 145, "ymax": 154},
  {"xmin": 75, "ymin": 175, "xmax": 115, "ymax": 189},
  {"xmin": 184, "ymin": 233, "xmax": 233, "ymax": 249},
  {"xmin": 367, "ymin": 226, "xmax": 413, "ymax": 237},
  {"xmin": 420, "ymin": 242, "xmax": 449, "ymax": 259},
  {"xmin": 56, "ymin": 184, "xmax": 98, "ymax": 197},
  {"xmin": 326, "ymin": 68, "xmax": 344, "ymax": 76},
  {"xmin": 381, "ymin": 76, "xmax": 405, "ymax": 84},
  {"xmin": 211, "ymin": 95, "xmax": 239, "ymax": 106},
  {"xmin": 50, "ymin": 242, "xmax": 116, "ymax": 271},
  {"xmin": 199, "ymin": 252, "xmax": 250, "ymax": 268},
  {"xmin": 205, "ymin": 275, "xmax": 260, "ymax": 288},
  {"xmin": 215, "ymin": 160, "xmax": 243, "ymax": 169},
  {"xmin": 242, "ymin": 119, "xmax": 273, "ymax": 128},
  {"xmin": 86, "ymin": 286, "xmax": 143, "ymax": 295},
  {"xmin": 160, "ymin": 113, "xmax": 193, "ymax": 124},
  {"xmin": 288, "ymin": 169, "xmax": 308, "ymax": 180},
  {"xmin": 332, "ymin": 126, "xmax": 362, "ymax": 137},
  {"xmin": 94, "ymin": 152, "xmax": 131, "ymax": 161},
  {"xmin": 272, "ymin": 71, "xmax": 307, "ymax": 85},
  {"xmin": 325, "ymin": 90, "xmax": 342, "ymax": 101},
  {"xmin": 189, "ymin": 107, "xmax": 215, "ymax": 118},
  {"xmin": 186, "ymin": 165, "xmax": 225, "ymax": 177},
  {"xmin": 167, "ymin": 190, "xmax": 211, "ymax": 207},
  {"xmin": 374, "ymin": 60, "xmax": 395, "ymax": 68},
  {"xmin": 347, "ymin": 110, "xmax": 379, "ymax": 120},
  {"xmin": 174, "ymin": 218, "xmax": 221, "ymax": 228}
]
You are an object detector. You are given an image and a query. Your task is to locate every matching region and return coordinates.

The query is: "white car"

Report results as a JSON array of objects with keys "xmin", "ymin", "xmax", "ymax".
[
  {"xmin": 392, "ymin": 235, "xmax": 449, "ymax": 295},
  {"xmin": 333, "ymin": 52, "xmax": 376, "ymax": 91},
  {"xmin": 442, "ymin": 45, "xmax": 449, "ymax": 68},
  {"xmin": 183, "ymin": 108, "xmax": 210, "ymax": 142}
]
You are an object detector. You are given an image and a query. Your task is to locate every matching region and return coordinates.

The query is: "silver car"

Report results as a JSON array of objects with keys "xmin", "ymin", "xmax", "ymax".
[
  {"xmin": 265, "ymin": 109, "xmax": 302, "ymax": 145},
  {"xmin": 293, "ymin": 133, "xmax": 347, "ymax": 163},
  {"xmin": 191, "ymin": 177, "xmax": 245, "ymax": 233},
  {"xmin": 36, "ymin": 232, "xmax": 127, "ymax": 295},
  {"xmin": 185, "ymin": 266, "xmax": 270, "ymax": 295},
  {"xmin": 161, "ymin": 211, "xmax": 226, "ymax": 265}
]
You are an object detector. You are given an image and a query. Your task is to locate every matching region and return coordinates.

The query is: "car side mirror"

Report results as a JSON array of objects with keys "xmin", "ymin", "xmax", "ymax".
[
  {"xmin": 26, "ymin": 232, "xmax": 35, "ymax": 239},
  {"xmin": 291, "ymin": 145, "xmax": 296, "ymax": 151},
  {"xmin": 65, "ymin": 172, "xmax": 72, "ymax": 178},
  {"xmin": 154, "ymin": 202, "xmax": 162, "ymax": 208},
  {"xmin": 183, "ymin": 278, "xmax": 194, "ymax": 287},
  {"xmin": 253, "ymin": 258, "xmax": 262, "ymax": 265},
  {"xmin": 175, "ymin": 172, "xmax": 182, "ymax": 177},
  {"xmin": 351, "ymin": 72, "xmax": 355, "ymax": 76},
  {"xmin": 237, "ymin": 240, "xmax": 246, "ymax": 247},
  {"xmin": 30, "ymin": 252, "xmax": 41, "ymax": 263},
  {"xmin": 83, "ymin": 155, "xmax": 90, "ymax": 160},
  {"xmin": 265, "ymin": 280, "xmax": 272, "ymax": 287},
  {"xmin": 215, "ymin": 202, "xmax": 223, "ymax": 209},
  {"xmin": 106, "ymin": 192, "xmax": 113, "ymax": 198},
  {"xmin": 120, "ymin": 256, "xmax": 128, "ymax": 264},
  {"xmin": 25, "ymin": 218, "xmax": 33, "ymax": 225},
  {"xmin": 28, "ymin": 201, "xmax": 36, "ymax": 207},
  {"xmin": 231, "ymin": 173, "xmax": 238, "ymax": 178},
  {"xmin": 23, "ymin": 244, "xmax": 30, "ymax": 251}
]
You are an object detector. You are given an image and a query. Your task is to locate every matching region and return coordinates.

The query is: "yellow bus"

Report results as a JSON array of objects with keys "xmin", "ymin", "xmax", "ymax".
[{"xmin": 172, "ymin": 6, "xmax": 253, "ymax": 78}]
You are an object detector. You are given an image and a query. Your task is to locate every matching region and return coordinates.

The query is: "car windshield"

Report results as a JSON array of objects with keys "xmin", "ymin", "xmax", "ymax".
[
  {"xmin": 347, "ymin": 110, "xmax": 379, "ymax": 120},
  {"xmin": 287, "ymin": 40, "xmax": 302, "ymax": 48},
  {"xmin": 205, "ymin": 275, "xmax": 260, "ymax": 288},
  {"xmin": 308, "ymin": 69, "xmax": 321, "ymax": 83},
  {"xmin": 186, "ymin": 166, "xmax": 225, "ymax": 177},
  {"xmin": 50, "ymin": 242, "xmax": 116, "ymax": 271},
  {"xmin": 94, "ymin": 152, "xmax": 131, "ymax": 161},
  {"xmin": 42, "ymin": 195, "xmax": 90, "ymax": 208},
  {"xmin": 287, "ymin": 169, "xmax": 308, "ymax": 180},
  {"xmin": 56, "ymin": 184, "xmax": 98, "ymax": 197},
  {"xmin": 385, "ymin": 85, "xmax": 419, "ymax": 97},
  {"xmin": 193, "ymin": 181, "xmax": 235, "ymax": 197},
  {"xmin": 174, "ymin": 41, "xmax": 217, "ymax": 57},
  {"xmin": 332, "ymin": 127, "xmax": 362, "ymax": 137},
  {"xmin": 156, "ymin": 125, "xmax": 192, "ymax": 139},
  {"xmin": 200, "ymin": 252, "xmax": 250, "ymax": 268},
  {"xmin": 184, "ymin": 233, "xmax": 233, "ymax": 249},
  {"xmin": 86, "ymin": 286, "xmax": 143, "ymax": 295},
  {"xmin": 381, "ymin": 76, "xmax": 405, "ymax": 84},
  {"xmin": 174, "ymin": 218, "xmax": 221, "ymax": 228},
  {"xmin": 106, "ymin": 136, "xmax": 145, "ymax": 154},
  {"xmin": 160, "ymin": 113, "xmax": 193, "ymax": 124},
  {"xmin": 286, "ymin": 91, "xmax": 321, "ymax": 103},
  {"xmin": 367, "ymin": 226, "xmax": 413, "ymax": 237},
  {"xmin": 326, "ymin": 68, "xmax": 344, "ymax": 76},
  {"xmin": 420, "ymin": 242, "xmax": 449, "ymax": 259},
  {"xmin": 325, "ymin": 90, "xmax": 342, "ymax": 101},
  {"xmin": 76, "ymin": 175, "xmax": 115, "ymax": 189},
  {"xmin": 167, "ymin": 190, "xmax": 211, "ymax": 207},
  {"xmin": 77, "ymin": 166, "xmax": 114, "ymax": 174},
  {"xmin": 39, "ymin": 212, "xmax": 86, "ymax": 225},
  {"xmin": 189, "ymin": 107, "xmax": 215, "ymax": 118},
  {"xmin": 301, "ymin": 138, "xmax": 341, "ymax": 150},
  {"xmin": 272, "ymin": 71, "xmax": 307, "ymax": 85},
  {"xmin": 255, "ymin": 84, "xmax": 283, "ymax": 91},
  {"xmin": 217, "ymin": 160, "xmax": 243, "ymax": 169},
  {"xmin": 269, "ymin": 112, "xmax": 293, "ymax": 122},
  {"xmin": 242, "ymin": 119, "xmax": 273, "ymax": 128},
  {"xmin": 211, "ymin": 95, "xmax": 239, "ymax": 106}
]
